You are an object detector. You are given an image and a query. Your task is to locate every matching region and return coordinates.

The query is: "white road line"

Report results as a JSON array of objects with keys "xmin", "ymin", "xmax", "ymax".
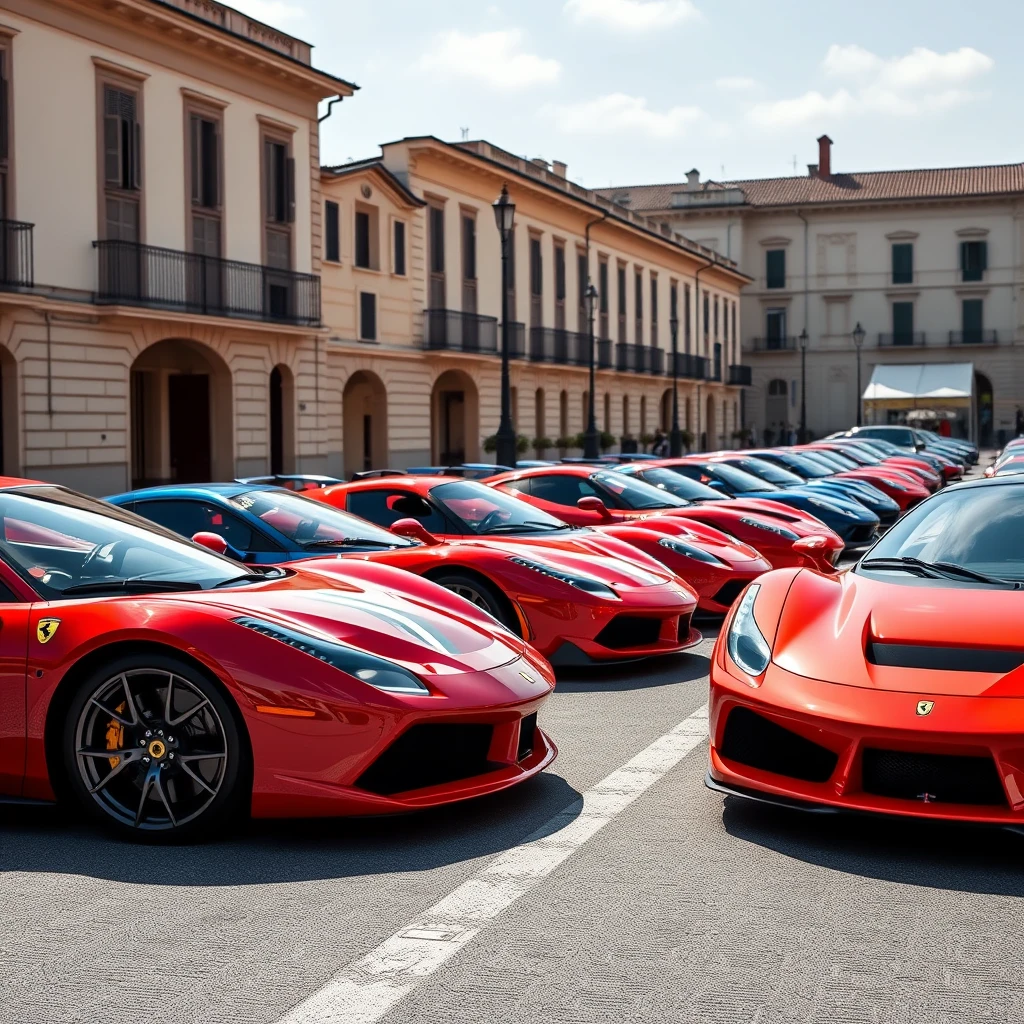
[{"xmin": 275, "ymin": 702, "xmax": 710, "ymax": 1024}]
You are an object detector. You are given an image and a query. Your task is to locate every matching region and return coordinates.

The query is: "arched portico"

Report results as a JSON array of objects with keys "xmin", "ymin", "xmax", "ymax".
[
  {"xmin": 343, "ymin": 370, "xmax": 389, "ymax": 477},
  {"xmin": 431, "ymin": 369, "xmax": 479, "ymax": 465}
]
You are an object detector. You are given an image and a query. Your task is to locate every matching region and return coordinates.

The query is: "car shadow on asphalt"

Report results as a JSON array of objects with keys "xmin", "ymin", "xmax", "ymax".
[
  {"xmin": 721, "ymin": 798, "xmax": 1024, "ymax": 895},
  {"xmin": 0, "ymin": 769, "xmax": 583, "ymax": 887}
]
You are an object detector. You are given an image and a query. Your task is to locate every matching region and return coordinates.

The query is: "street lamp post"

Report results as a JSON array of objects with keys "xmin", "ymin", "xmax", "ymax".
[
  {"xmin": 852, "ymin": 321, "xmax": 866, "ymax": 426},
  {"xmin": 583, "ymin": 282, "xmax": 600, "ymax": 458},
  {"xmin": 669, "ymin": 315, "xmax": 682, "ymax": 457},
  {"xmin": 798, "ymin": 327, "xmax": 809, "ymax": 442},
  {"xmin": 492, "ymin": 184, "xmax": 517, "ymax": 469}
]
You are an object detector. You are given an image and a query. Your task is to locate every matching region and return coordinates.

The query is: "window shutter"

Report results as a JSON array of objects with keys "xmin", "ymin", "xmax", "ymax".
[
  {"xmin": 766, "ymin": 249, "xmax": 785, "ymax": 288},
  {"xmin": 103, "ymin": 114, "xmax": 121, "ymax": 186},
  {"xmin": 0, "ymin": 69, "xmax": 8, "ymax": 162},
  {"xmin": 190, "ymin": 115, "xmax": 201, "ymax": 204},
  {"xmin": 284, "ymin": 156, "xmax": 295, "ymax": 223},
  {"xmin": 962, "ymin": 299, "xmax": 983, "ymax": 334},
  {"xmin": 979, "ymin": 241, "xmax": 988, "ymax": 271},
  {"xmin": 131, "ymin": 120, "xmax": 141, "ymax": 190}
]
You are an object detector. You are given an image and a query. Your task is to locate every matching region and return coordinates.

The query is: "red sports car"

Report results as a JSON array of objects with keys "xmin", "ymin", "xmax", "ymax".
[
  {"xmin": 307, "ymin": 476, "xmax": 701, "ymax": 663},
  {"xmin": 0, "ymin": 480, "xmax": 556, "ymax": 839},
  {"xmin": 708, "ymin": 475, "xmax": 1024, "ymax": 824}
]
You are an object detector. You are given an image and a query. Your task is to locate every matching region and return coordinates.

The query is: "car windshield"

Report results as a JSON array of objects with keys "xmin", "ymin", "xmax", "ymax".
[
  {"xmin": 705, "ymin": 463, "xmax": 778, "ymax": 493},
  {"xmin": 831, "ymin": 445, "xmax": 876, "ymax": 466},
  {"xmin": 631, "ymin": 468, "xmax": 726, "ymax": 502},
  {"xmin": 228, "ymin": 489, "xmax": 415, "ymax": 549},
  {"xmin": 776, "ymin": 453, "xmax": 832, "ymax": 478},
  {"xmin": 433, "ymin": 480, "xmax": 568, "ymax": 534},
  {"xmin": 862, "ymin": 484, "xmax": 1024, "ymax": 582},
  {"xmin": 811, "ymin": 450, "xmax": 856, "ymax": 471},
  {"xmin": 0, "ymin": 486, "xmax": 259, "ymax": 599},
  {"xmin": 593, "ymin": 471, "xmax": 689, "ymax": 510},
  {"xmin": 733, "ymin": 457, "xmax": 803, "ymax": 486}
]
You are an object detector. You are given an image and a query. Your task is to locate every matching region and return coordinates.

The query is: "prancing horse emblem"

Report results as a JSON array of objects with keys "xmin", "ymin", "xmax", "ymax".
[
  {"xmin": 36, "ymin": 618, "xmax": 60, "ymax": 644},
  {"xmin": 916, "ymin": 700, "xmax": 934, "ymax": 717}
]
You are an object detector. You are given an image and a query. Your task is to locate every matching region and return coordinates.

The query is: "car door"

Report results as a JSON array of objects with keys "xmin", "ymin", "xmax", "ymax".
[
  {"xmin": 345, "ymin": 487, "xmax": 456, "ymax": 536},
  {"xmin": 515, "ymin": 474, "xmax": 610, "ymax": 526},
  {"xmin": 0, "ymin": 569, "xmax": 31, "ymax": 796}
]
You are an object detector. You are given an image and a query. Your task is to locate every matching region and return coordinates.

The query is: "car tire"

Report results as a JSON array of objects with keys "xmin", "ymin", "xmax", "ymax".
[
  {"xmin": 62, "ymin": 651, "xmax": 245, "ymax": 843},
  {"xmin": 429, "ymin": 571, "xmax": 519, "ymax": 633}
]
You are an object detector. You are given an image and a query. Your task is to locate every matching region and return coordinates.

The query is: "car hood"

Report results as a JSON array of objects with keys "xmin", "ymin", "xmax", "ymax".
[
  {"xmin": 773, "ymin": 569, "xmax": 1024, "ymax": 697},
  {"xmin": 749, "ymin": 488, "xmax": 873, "ymax": 519},
  {"xmin": 179, "ymin": 574, "xmax": 523, "ymax": 674},
  {"xmin": 605, "ymin": 511, "xmax": 768, "ymax": 565}
]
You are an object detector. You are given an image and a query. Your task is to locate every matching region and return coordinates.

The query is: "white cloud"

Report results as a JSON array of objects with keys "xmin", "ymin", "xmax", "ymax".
[
  {"xmin": 749, "ymin": 44, "xmax": 993, "ymax": 128},
  {"xmin": 564, "ymin": 0, "xmax": 700, "ymax": 32},
  {"xmin": 227, "ymin": 0, "xmax": 305, "ymax": 23},
  {"xmin": 543, "ymin": 93, "xmax": 703, "ymax": 139},
  {"xmin": 417, "ymin": 29, "xmax": 560, "ymax": 90},
  {"xmin": 715, "ymin": 76, "xmax": 758, "ymax": 92}
]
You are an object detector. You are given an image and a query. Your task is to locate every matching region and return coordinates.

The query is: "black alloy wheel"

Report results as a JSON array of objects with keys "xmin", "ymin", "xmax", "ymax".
[
  {"xmin": 430, "ymin": 572, "xmax": 519, "ymax": 633},
  {"xmin": 64, "ymin": 653, "xmax": 243, "ymax": 841}
]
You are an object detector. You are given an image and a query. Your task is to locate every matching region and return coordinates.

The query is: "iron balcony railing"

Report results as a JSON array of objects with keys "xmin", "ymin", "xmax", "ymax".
[
  {"xmin": 424, "ymin": 309, "xmax": 499, "ymax": 353},
  {"xmin": 668, "ymin": 352, "xmax": 709, "ymax": 380},
  {"xmin": 528, "ymin": 326, "xmax": 589, "ymax": 366},
  {"xmin": 597, "ymin": 337, "xmax": 613, "ymax": 369},
  {"xmin": 878, "ymin": 332, "xmax": 926, "ymax": 347},
  {"xmin": 94, "ymin": 239, "xmax": 321, "ymax": 326},
  {"xmin": 728, "ymin": 364, "xmax": 753, "ymax": 386},
  {"xmin": 615, "ymin": 343, "xmax": 665, "ymax": 374},
  {"xmin": 750, "ymin": 336, "xmax": 797, "ymax": 351},
  {"xmin": 0, "ymin": 219, "xmax": 34, "ymax": 289},
  {"xmin": 949, "ymin": 329, "xmax": 998, "ymax": 346}
]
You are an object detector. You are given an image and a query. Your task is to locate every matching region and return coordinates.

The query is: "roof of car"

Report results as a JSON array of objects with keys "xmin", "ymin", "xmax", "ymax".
[
  {"xmin": 945, "ymin": 474, "xmax": 1024, "ymax": 493},
  {"xmin": 320, "ymin": 475, "xmax": 465, "ymax": 497},
  {"xmin": 107, "ymin": 482, "xmax": 282, "ymax": 502},
  {"xmin": 490, "ymin": 464, "xmax": 602, "ymax": 484}
]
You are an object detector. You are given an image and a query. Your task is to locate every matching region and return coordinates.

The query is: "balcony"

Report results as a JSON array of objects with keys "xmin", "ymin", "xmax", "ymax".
[
  {"xmin": 529, "ymin": 327, "xmax": 588, "ymax": 366},
  {"xmin": 94, "ymin": 240, "xmax": 320, "ymax": 326},
  {"xmin": 728, "ymin": 364, "xmax": 753, "ymax": 386},
  {"xmin": 878, "ymin": 332, "xmax": 926, "ymax": 347},
  {"xmin": 0, "ymin": 219, "xmax": 34, "ymax": 289},
  {"xmin": 668, "ymin": 353, "xmax": 709, "ymax": 380},
  {"xmin": 751, "ymin": 336, "xmax": 797, "ymax": 352},
  {"xmin": 425, "ymin": 309, "xmax": 499, "ymax": 353},
  {"xmin": 597, "ymin": 338, "xmax": 613, "ymax": 369},
  {"xmin": 615, "ymin": 342, "xmax": 664, "ymax": 374},
  {"xmin": 949, "ymin": 330, "xmax": 998, "ymax": 346}
]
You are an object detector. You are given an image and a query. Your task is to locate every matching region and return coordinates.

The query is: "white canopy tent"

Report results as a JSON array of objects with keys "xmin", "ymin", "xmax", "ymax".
[{"xmin": 862, "ymin": 363, "xmax": 975, "ymax": 440}]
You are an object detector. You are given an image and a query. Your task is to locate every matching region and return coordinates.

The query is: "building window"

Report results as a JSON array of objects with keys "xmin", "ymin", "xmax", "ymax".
[
  {"xmin": 359, "ymin": 291, "xmax": 377, "ymax": 341},
  {"xmin": 702, "ymin": 291, "xmax": 709, "ymax": 342},
  {"xmin": 393, "ymin": 220, "xmax": 406, "ymax": 276},
  {"xmin": 765, "ymin": 308, "xmax": 787, "ymax": 348},
  {"xmin": 617, "ymin": 264, "xmax": 627, "ymax": 343},
  {"xmin": 101, "ymin": 81, "xmax": 142, "ymax": 241},
  {"xmin": 962, "ymin": 299, "xmax": 983, "ymax": 344},
  {"xmin": 462, "ymin": 212, "xmax": 477, "ymax": 315},
  {"xmin": 354, "ymin": 206, "xmax": 379, "ymax": 270},
  {"xmin": 554, "ymin": 242, "xmax": 566, "ymax": 329},
  {"xmin": 428, "ymin": 203, "xmax": 445, "ymax": 307},
  {"xmin": 892, "ymin": 301, "xmax": 914, "ymax": 345},
  {"xmin": 529, "ymin": 235, "xmax": 543, "ymax": 327},
  {"xmin": 262, "ymin": 133, "xmax": 294, "ymax": 269},
  {"xmin": 683, "ymin": 284, "xmax": 691, "ymax": 352},
  {"xmin": 891, "ymin": 242, "xmax": 913, "ymax": 284},
  {"xmin": 188, "ymin": 111, "xmax": 220, "ymax": 252},
  {"xmin": 731, "ymin": 302, "xmax": 737, "ymax": 360},
  {"xmin": 765, "ymin": 249, "xmax": 786, "ymax": 289},
  {"xmin": 0, "ymin": 46, "xmax": 9, "ymax": 217},
  {"xmin": 634, "ymin": 269, "xmax": 643, "ymax": 344},
  {"xmin": 714, "ymin": 295, "xmax": 719, "ymax": 340},
  {"xmin": 577, "ymin": 250, "xmax": 588, "ymax": 328},
  {"xmin": 650, "ymin": 274, "xmax": 658, "ymax": 346},
  {"xmin": 599, "ymin": 258, "xmax": 609, "ymax": 338},
  {"xmin": 324, "ymin": 200, "xmax": 340, "ymax": 263},
  {"xmin": 960, "ymin": 240, "xmax": 987, "ymax": 282}
]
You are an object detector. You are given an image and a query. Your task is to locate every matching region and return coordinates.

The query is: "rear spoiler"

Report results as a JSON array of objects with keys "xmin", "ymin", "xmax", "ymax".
[{"xmin": 349, "ymin": 469, "xmax": 409, "ymax": 481}]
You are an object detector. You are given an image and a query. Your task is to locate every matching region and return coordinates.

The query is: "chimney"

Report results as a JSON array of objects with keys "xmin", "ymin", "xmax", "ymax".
[
  {"xmin": 807, "ymin": 164, "xmax": 818, "ymax": 178},
  {"xmin": 685, "ymin": 168, "xmax": 700, "ymax": 191},
  {"xmin": 552, "ymin": 160, "xmax": 567, "ymax": 179},
  {"xmin": 531, "ymin": 157, "xmax": 550, "ymax": 170},
  {"xmin": 817, "ymin": 134, "xmax": 832, "ymax": 178}
]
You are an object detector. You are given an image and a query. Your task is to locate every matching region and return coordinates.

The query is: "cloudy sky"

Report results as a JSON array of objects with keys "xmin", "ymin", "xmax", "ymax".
[{"xmin": 234, "ymin": 0, "xmax": 1020, "ymax": 189}]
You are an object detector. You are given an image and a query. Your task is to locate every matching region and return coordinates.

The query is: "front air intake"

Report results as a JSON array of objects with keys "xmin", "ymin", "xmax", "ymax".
[
  {"xmin": 866, "ymin": 642, "xmax": 1024, "ymax": 674},
  {"xmin": 862, "ymin": 748, "xmax": 1005, "ymax": 806},
  {"xmin": 720, "ymin": 707, "xmax": 838, "ymax": 783}
]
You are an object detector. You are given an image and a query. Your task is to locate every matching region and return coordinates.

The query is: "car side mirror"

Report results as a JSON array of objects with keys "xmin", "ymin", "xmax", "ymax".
[
  {"xmin": 192, "ymin": 532, "xmax": 246, "ymax": 562},
  {"xmin": 390, "ymin": 517, "xmax": 443, "ymax": 545},
  {"xmin": 577, "ymin": 496, "xmax": 612, "ymax": 519},
  {"xmin": 706, "ymin": 480, "xmax": 725, "ymax": 491}
]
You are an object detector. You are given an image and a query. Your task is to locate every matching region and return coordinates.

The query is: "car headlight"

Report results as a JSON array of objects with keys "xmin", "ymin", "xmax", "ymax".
[
  {"xmin": 726, "ymin": 585, "xmax": 771, "ymax": 676},
  {"xmin": 234, "ymin": 616, "xmax": 429, "ymax": 694},
  {"xmin": 738, "ymin": 517, "xmax": 798, "ymax": 541},
  {"xmin": 658, "ymin": 536, "xmax": 727, "ymax": 566},
  {"xmin": 508, "ymin": 556, "xmax": 620, "ymax": 600}
]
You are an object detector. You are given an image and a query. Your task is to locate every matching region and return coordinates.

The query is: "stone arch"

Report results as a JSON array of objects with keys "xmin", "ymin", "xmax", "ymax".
[
  {"xmin": 130, "ymin": 338, "xmax": 233, "ymax": 486},
  {"xmin": 343, "ymin": 369, "xmax": 388, "ymax": 478},
  {"xmin": 431, "ymin": 368, "xmax": 479, "ymax": 464},
  {"xmin": 269, "ymin": 363, "xmax": 296, "ymax": 475}
]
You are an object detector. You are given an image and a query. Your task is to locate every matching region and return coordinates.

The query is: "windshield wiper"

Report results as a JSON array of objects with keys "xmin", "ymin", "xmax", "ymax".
[
  {"xmin": 301, "ymin": 538, "xmax": 402, "ymax": 549},
  {"xmin": 478, "ymin": 521, "xmax": 562, "ymax": 534},
  {"xmin": 61, "ymin": 579, "xmax": 203, "ymax": 596},
  {"xmin": 861, "ymin": 556, "xmax": 1019, "ymax": 587}
]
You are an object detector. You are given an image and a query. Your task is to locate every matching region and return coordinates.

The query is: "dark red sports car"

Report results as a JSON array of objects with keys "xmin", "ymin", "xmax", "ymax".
[
  {"xmin": 708, "ymin": 475, "xmax": 1024, "ymax": 825},
  {"xmin": 306, "ymin": 476, "xmax": 701, "ymax": 662},
  {"xmin": 0, "ymin": 480, "xmax": 556, "ymax": 839}
]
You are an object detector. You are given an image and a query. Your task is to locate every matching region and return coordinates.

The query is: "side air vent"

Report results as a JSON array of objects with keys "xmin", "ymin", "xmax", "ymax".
[{"xmin": 867, "ymin": 642, "xmax": 1024, "ymax": 674}]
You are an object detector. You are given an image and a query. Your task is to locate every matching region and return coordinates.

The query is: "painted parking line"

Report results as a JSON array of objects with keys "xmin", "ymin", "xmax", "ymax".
[{"xmin": 275, "ymin": 703, "xmax": 710, "ymax": 1024}]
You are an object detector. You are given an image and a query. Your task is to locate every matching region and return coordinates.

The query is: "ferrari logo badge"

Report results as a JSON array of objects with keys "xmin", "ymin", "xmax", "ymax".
[
  {"xmin": 36, "ymin": 618, "xmax": 60, "ymax": 644},
  {"xmin": 916, "ymin": 700, "xmax": 934, "ymax": 717}
]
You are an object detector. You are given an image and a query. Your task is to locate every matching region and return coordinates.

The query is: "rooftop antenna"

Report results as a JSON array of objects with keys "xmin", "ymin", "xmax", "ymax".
[
  {"xmin": 791, "ymin": 154, "xmax": 798, "ymax": 174},
  {"xmin": 460, "ymin": 127, "xmax": 470, "ymax": 141}
]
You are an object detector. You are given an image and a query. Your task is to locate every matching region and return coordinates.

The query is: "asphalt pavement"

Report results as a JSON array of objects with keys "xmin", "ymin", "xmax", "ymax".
[{"xmin": 3, "ymin": 454, "xmax": 1018, "ymax": 1024}]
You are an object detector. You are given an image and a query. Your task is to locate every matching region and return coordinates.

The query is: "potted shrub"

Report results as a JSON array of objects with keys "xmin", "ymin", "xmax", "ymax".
[
  {"xmin": 640, "ymin": 432, "xmax": 655, "ymax": 452},
  {"xmin": 483, "ymin": 435, "xmax": 498, "ymax": 454},
  {"xmin": 516, "ymin": 434, "xmax": 530, "ymax": 455},
  {"xmin": 620, "ymin": 433, "xmax": 638, "ymax": 454},
  {"xmin": 555, "ymin": 435, "xmax": 575, "ymax": 457},
  {"xmin": 533, "ymin": 436, "xmax": 554, "ymax": 458},
  {"xmin": 599, "ymin": 430, "xmax": 616, "ymax": 452}
]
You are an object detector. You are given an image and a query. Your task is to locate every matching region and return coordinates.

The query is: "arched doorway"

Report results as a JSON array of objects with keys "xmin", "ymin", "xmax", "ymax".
[
  {"xmin": 431, "ymin": 369, "xmax": 479, "ymax": 465},
  {"xmin": 660, "ymin": 389, "xmax": 671, "ymax": 432},
  {"xmin": 269, "ymin": 364, "xmax": 295, "ymax": 475},
  {"xmin": 343, "ymin": 370, "xmax": 388, "ymax": 478},
  {"xmin": 640, "ymin": 395, "xmax": 647, "ymax": 437},
  {"xmin": 534, "ymin": 388, "xmax": 545, "ymax": 443},
  {"xmin": 130, "ymin": 339, "xmax": 232, "ymax": 486},
  {"xmin": 705, "ymin": 394, "xmax": 716, "ymax": 451},
  {"xmin": 765, "ymin": 378, "xmax": 788, "ymax": 444},
  {"xmin": 975, "ymin": 371, "xmax": 993, "ymax": 446},
  {"xmin": 559, "ymin": 390, "xmax": 568, "ymax": 441},
  {"xmin": 0, "ymin": 345, "xmax": 18, "ymax": 475}
]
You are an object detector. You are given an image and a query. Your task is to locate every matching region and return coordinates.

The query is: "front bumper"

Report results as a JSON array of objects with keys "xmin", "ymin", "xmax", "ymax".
[{"xmin": 709, "ymin": 659, "xmax": 1024, "ymax": 824}]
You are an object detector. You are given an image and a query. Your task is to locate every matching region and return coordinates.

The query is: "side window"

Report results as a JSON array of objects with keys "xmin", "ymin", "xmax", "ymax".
[
  {"xmin": 671, "ymin": 465, "xmax": 704, "ymax": 482},
  {"xmin": 347, "ymin": 489, "xmax": 450, "ymax": 534},
  {"xmin": 134, "ymin": 500, "xmax": 276, "ymax": 554},
  {"xmin": 0, "ymin": 577, "xmax": 20, "ymax": 603},
  {"xmin": 528, "ymin": 475, "xmax": 591, "ymax": 507}
]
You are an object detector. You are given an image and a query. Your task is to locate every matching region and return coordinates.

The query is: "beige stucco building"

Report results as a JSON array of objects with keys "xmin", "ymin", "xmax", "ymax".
[
  {"xmin": 603, "ymin": 136, "xmax": 1024, "ymax": 447},
  {"xmin": 0, "ymin": 0, "xmax": 353, "ymax": 494},
  {"xmin": 321, "ymin": 138, "xmax": 751, "ymax": 476}
]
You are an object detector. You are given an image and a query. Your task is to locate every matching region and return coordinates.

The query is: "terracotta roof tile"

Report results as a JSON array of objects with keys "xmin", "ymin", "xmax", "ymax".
[{"xmin": 600, "ymin": 163, "xmax": 1024, "ymax": 211}]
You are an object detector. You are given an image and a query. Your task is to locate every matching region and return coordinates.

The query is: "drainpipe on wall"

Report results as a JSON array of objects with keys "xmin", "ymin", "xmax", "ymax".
[
  {"xmin": 796, "ymin": 210, "xmax": 810, "ymax": 437},
  {"xmin": 41, "ymin": 310, "xmax": 53, "ymax": 421},
  {"xmin": 693, "ymin": 255, "xmax": 717, "ymax": 447}
]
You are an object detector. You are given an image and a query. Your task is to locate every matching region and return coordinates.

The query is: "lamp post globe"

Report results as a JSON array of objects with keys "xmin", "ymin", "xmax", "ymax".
[
  {"xmin": 492, "ymin": 185, "xmax": 517, "ymax": 469},
  {"xmin": 798, "ymin": 327, "xmax": 809, "ymax": 443},
  {"xmin": 583, "ymin": 282, "xmax": 601, "ymax": 459},
  {"xmin": 852, "ymin": 321, "xmax": 866, "ymax": 427},
  {"xmin": 669, "ymin": 315, "xmax": 682, "ymax": 457}
]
